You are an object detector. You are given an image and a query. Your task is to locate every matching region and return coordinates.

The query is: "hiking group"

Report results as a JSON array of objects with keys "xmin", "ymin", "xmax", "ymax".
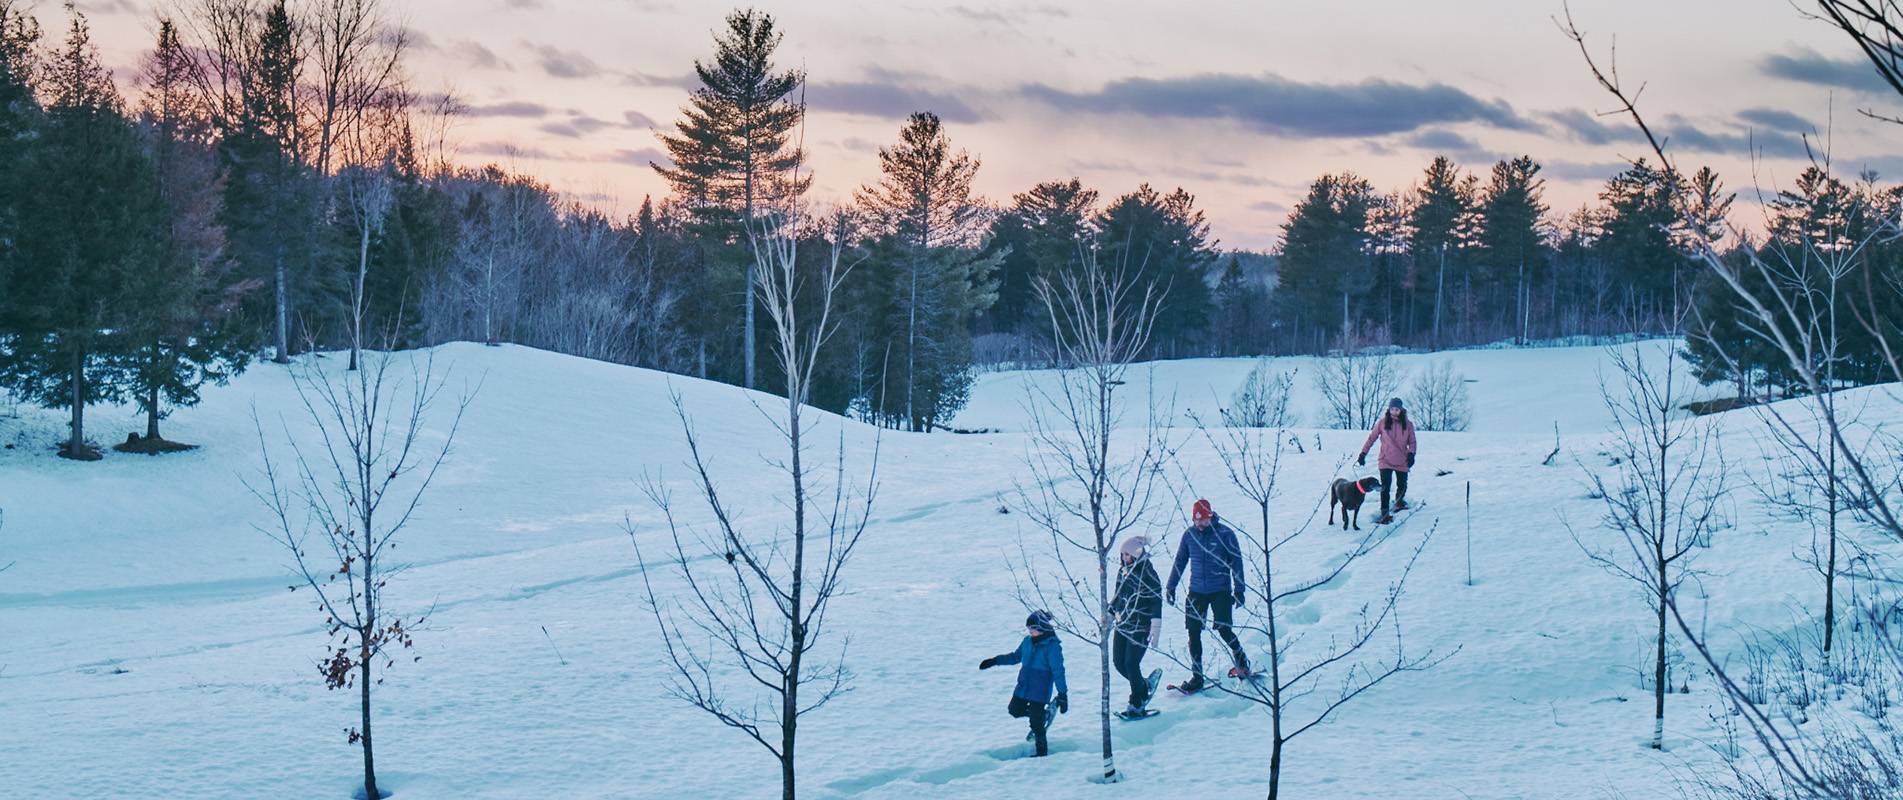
[{"xmin": 979, "ymin": 398, "xmax": 1422, "ymax": 756}]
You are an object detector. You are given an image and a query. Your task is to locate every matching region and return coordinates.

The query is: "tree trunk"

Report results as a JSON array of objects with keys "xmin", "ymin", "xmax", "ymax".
[
  {"xmin": 360, "ymin": 645, "xmax": 377, "ymax": 798},
  {"xmin": 1652, "ymin": 554, "xmax": 1667, "ymax": 750},
  {"xmin": 351, "ymin": 218, "xmax": 371, "ymax": 371},
  {"xmin": 1824, "ymin": 431, "xmax": 1838, "ymax": 655},
  {"xmin": 906, "ymin": 255, "xmax": 918, "ymax": 431},
  {"xmin": 274, "ymin": 246, "xmax": 291, "ymax": 364},
  {"xmin": 782, "ymin": 384, "xmax": 805, "ymax": 800},
  {"xmin": 67, "ymin": 344, "xmax": 86, "ymax": 458},
  {"xmin": 743, "ymin": 149, "xmax": 757, "ymax": 390},
  {"xmin": 145, "ymin": 345, "xmax": 162, "ymax": 441},
  {"xmin": 1261, "ymin": 497, "xmax": 1285, "ymax": 800}
]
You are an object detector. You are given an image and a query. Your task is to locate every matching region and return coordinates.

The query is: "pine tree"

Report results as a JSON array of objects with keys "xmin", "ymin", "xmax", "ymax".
[
  {"xmin": 1596, "ymin": 159, "xmax": 1686, "ymax": 329},
  {"xmin": 1276, "ymin": 173, "xmax": 1376, "ymax": 349},
  {"xmin": 981, "ymin": 178, "xmax": 1097, "ymax": 336},
  {"xmin": 1, "ymin": 6, "xmax": 163, "ymax": 459},
  {"xmin": 0, "ymin": 0, "xmax": 41, "ymax": 332},
  {"xmin": 1476, "ymin": 156, "xmax": 1548, "ymax": 342},
  {"xmin": 856, "ymin": 111, "xmax": 992, "ymax": 429},
  {"xmin": 654, "ymin": 7, "xmax": 807, "ymax": 389},
  {"xmin": 1094, "ymin": 185, "xmax": 1217, "ymax": 356},
  {"xmin": 1213, "ymin": 254, "xmax": 1269, "ymax": 356},
  {"xmin": 220, "ymin": 0, "xmax": 308, "ymax": 364},
  {"xmin": 1408, "ymin": 157, "xmax": 1469, "ymax": 345},
  {"xmin": 117, "ymin": 18, "xmax": 258, "ymax": 449}
]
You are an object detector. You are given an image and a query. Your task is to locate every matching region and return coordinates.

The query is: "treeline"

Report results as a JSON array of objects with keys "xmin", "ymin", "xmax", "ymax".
[{"xmin": 6, "ymin": 3, "xmax": 1901, "ymax": 459}]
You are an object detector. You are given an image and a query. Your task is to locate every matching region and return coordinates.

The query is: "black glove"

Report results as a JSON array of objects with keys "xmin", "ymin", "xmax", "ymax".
[
  {"xmin": 1232, "ymin": 591, "xmax": 1245, "ymax": 609},
  {"xmin": 1054, "ymin": 693, "xmax": 1068, "ymax": 714},
  {"xmin": 1357, "ymin": 453, "xmax": 1367, "ymax": 467},
  {"xmin": 1407, "ymin": 452, "xmax": 1416, "ymax": 468},
  {"xmin": 979, "ymin": 657, "xmax": 997, "ymax": 670},
  {"xmin": 1166, "ymin": 593, "xmax": 1177, "ymax": 608}
]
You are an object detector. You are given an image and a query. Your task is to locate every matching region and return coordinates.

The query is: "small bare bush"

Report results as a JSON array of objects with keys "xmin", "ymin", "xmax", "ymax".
[
  {"xmin": 1223, "ymin": 359, "xmax": 1296, "ymax": 429},
  {"xmin": 1410, "ymin": 360, "xmax": 1472, "ymax": 432}
]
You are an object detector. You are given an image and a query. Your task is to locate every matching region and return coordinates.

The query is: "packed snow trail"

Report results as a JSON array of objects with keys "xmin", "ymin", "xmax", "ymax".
[{"xmin": 0, "ymin": 341, "xmax": 1887, "ymax": 798}]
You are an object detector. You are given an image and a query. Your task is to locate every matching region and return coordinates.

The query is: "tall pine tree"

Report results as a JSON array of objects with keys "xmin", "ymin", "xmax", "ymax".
[
  {"xmin": 0, "ymin": 0, "xmax": 41, "ymax": 335},
  {"xmin": 1094, "ymin": 185, "xmax": 1216, "ymax": 356},
  {"xmin": 118, "ymin": 18, "xmax": 258, "ymax": 449},
  {"xmin": 2, "ymin": 6, "xmax": 163, "ymax": 459},
  {"xmin": 1277, "ymin": 173, "xmax": 1376, "ymax": 350},
  {"xmin": 1476, "ymin": 155, "xmax": 1547, "ymax": 342},
  {"xmin": 856, "ymin": 111, "xmax": 993, "ymax": 429},
  {"xmin": 981, "ymin": 178, "xmax": 1097, "ymax": 336},
  {"xmin": 654, "ymin": 7, "xmax": 806, "ymax": 389},
  {"xmin": 220, "ymin": 0, "xmax": 307, "ymax": 364}
]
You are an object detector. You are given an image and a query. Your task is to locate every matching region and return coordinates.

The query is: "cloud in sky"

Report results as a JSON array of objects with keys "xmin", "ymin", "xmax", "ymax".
[
  {"xmin": 807, "ymin": 80, "xmax": 987, "ymax": 124},
  {"xmin": 1760, "ymin": 48, "xmax": 1892, "ymax": 95},
  {"xmin": 525, "ymin": 42, "xmax": 604, "ymax": 79},
  {"xmin": 1737, "ymin": 107, "xmax": 1815, "ymax": 132},
  {"xmin": 466, "ymin": 100, "xmax": 551, "ymax": 118},
  {"xmin": 451, "ymin": 40, "xmax": 512, "ymax": 71},
  {"xmin": 1019, "ymin": 73, "xmax": 1535, "ymax": 138}
]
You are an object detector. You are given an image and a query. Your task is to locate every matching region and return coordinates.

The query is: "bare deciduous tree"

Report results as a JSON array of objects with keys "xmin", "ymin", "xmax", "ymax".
[
  {"xmin": 1410, "ymin": 359, "xmax": 1473, "ymax": 432},
  {"xmin": 247, "ymin": 346, "xmax": 469, "ymax": 800},
  {"xmin": 1222, "ymin": 359, "xmax": 1296, "ymax": 429},
  {"xmin": 1175, "ymin": 420, "xmax": 1449, "ymax": 800},
  {"xmin": 1009, "ymin": 247, "xmax": 1171, "ymax": 783},
  {"xmin": 1567, "ymin": 344, "xmax": 1726, "ymax": 750},
  {"xmin": 1561, "ymin": 8, "xmax": 1903, "ymax": 789},
  {"xmin": 631, "ymin": 208, "xmax": 873, "ymax": 800},
  {"xmin": 1313, "ymin": 333, "xmax": 1405, "ymax": 430}
]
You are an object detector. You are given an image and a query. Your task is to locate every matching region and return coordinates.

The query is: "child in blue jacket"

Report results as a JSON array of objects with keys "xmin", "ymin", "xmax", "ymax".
[{"xmin": 979, "ymin": 610, "xmax": 1069, "ymax": 756}]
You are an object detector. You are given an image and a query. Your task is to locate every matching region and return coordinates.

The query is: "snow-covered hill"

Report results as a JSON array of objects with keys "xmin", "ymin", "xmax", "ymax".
[{"xmin": 0, "ymin": 341, "xmax": 1888, "ymax": 798}]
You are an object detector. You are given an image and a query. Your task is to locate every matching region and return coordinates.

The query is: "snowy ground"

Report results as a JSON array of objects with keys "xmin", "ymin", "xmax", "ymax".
[{"xmin": 0, "ymin": 341, "xmax": 1889, "ymax": 798}]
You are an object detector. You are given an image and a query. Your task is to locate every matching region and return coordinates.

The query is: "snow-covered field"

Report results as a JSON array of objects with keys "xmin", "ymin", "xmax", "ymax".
[{"xmin": 0, "ymin": 340, "xmax": 1888, "ymax": 798}]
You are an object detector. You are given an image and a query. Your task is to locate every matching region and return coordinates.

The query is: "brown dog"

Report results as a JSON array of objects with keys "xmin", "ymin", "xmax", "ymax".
[{"xmin": 1328, "ymin": 477, "xmax": 1383, "ymax": 531}]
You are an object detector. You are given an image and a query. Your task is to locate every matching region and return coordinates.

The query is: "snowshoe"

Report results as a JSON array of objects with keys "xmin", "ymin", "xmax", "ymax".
[
  {"xmin": 1117, "ymin": 706, "xmax": 1161, "ymax": 721},
  {"xmin": 1167, "ymin": 675, "xmax": 1209, "ymax": 695},
  {"xmin": 1142, "ymin": 668, "xmax": 1162, "ymax": 706},
  {"xmin": 1024, "ymin": 700, "xmax": 1059, "ymax": 741},
  {"xmin": 1228, "ymin": 665, "xmax": 1263, "ymax": 684}
]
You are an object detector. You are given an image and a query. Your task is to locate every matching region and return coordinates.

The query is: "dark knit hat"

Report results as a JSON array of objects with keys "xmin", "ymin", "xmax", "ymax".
[
  {"xmin": 1026, "ymin": 610, "xmax": 1056, "ymax": 634},
  {"xmin": 1388, "ymin": 397, "xmax": 1405, "ymax": 409}
]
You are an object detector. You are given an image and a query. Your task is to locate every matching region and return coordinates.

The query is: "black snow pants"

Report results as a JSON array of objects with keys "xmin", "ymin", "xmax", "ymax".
[
  {"xmin": 1185, "ymin": 591, "xmax": 1248, "ymax": 676},
  {"xmin": 1112, "ymin": 627, "xmax": 1150, "ymax": 707},
  {"xmin": 1380, "ymin": 467, "xmax": 1410, "ymax": 516},
  {"xmin": 1008, "ymin": 696, "xmax": 1050, "ymax": 756}
]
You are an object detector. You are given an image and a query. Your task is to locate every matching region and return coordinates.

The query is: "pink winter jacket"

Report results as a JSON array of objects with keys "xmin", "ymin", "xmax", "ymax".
[{"xmin": 1360, "ymin": 418, "xmax": 1418, "ymax": 472}]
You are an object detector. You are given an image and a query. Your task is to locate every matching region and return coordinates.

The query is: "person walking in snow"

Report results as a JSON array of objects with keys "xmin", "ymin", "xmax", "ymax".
[
  {"xmin": 1357, "ymin": 397, "xmax": 1419, "ymax": 525},
  {"xmin": 978, "ymin": 610, "xmax": 1069, "ymax": 757},
  {"xmin": 1109, "ymin": 535, "xmax": 1164, "ymax": 714},
  {"xmin": 1166, "ymin": 499, "xmax": 1251, "ymax": 692}
]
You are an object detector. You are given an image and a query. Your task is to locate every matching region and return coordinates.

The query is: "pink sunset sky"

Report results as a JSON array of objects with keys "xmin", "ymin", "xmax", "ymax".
[{"xmin": 69, "ymin": 0, "xmax": 1903, "ymax": 250}]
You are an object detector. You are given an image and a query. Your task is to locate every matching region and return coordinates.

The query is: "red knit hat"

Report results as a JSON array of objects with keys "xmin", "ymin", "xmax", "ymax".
[{"xmin": 1192, "ymin": 498, "xmax": 1213, "ymax": 522}]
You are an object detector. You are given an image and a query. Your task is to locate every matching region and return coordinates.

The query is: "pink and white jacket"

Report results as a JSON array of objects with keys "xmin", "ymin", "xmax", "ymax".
[{"xmin": 1360, "ymin": 417, "xmax": 1418, "ymax": 472}]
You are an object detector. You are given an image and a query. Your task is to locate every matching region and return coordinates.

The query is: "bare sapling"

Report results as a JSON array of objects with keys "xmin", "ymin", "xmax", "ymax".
[
  {"xmin": 248, "ymin": 344, "xmax": 470, "ymax": 800},
  {"xmin": 1170, "ymin": 419, "xmax": 1451, "ymax": 800},
  {"xmin": 1009, "ymin": 246, "xmax": 1172, "ymax": 783},
  {"xmin": 1566, "ymin": 344, "xmax": 1725, "ymax": 750},
  {"xmin": 631, "ymin": 208, "xmax": 876, "ymax": 800}
]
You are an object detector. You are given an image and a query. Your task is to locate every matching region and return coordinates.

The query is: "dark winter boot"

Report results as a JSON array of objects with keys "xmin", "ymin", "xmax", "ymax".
[
  {"xmin": 1230, "ymin": 651, "xmax": 1254, "ymax": 680},
  {"xmin": 1394, "ymin": 499, "xmax": 1410, "ymax": 511},
  {"xmin": 1176, "ymin": 673, "xmax": 1207, "ymax": 693},
  {"xmin": 1374, "ymin": 514, "xmax": 1394, "ymax": 525}
]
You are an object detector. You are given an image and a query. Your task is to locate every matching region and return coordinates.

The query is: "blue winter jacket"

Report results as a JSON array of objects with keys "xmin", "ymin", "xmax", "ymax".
[
  {"xmin": 1166, "ymin": 517, "xmax": 1246, "ymax": 598},
  {"xmin": 993, "ymin": 633, "xmax": 1068, "ymax": 703}
]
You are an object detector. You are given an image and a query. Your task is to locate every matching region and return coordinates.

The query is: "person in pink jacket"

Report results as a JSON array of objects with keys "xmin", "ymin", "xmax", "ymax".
[{"xmin": 1357, "ymin": 397, "xmax": 1417, "ymax": 524}]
